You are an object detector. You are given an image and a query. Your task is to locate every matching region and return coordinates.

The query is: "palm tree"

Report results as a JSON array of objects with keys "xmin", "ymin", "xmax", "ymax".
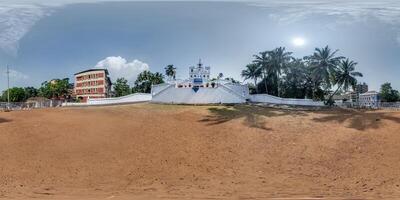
[
  {"xmin": 281, "ymin": 58, "xmax": 309, "ymax": 98},
  {"xmin": 269, "ymin": 47, "xmax": 292, "ymax": 75},
  {"xmin": 241, "ymin": 63, "xmax": 262, "ymax": 93},
  {"xmin": 327, "ymin": 58, "xmax": 363, "ymax": 103},
  {"xmin": 164, "ymin": 65, "xmax": 176, "ymax": 80},
  {"xmin": 268, "ymin": 47, "xmax": 293, "ymax": 96},
  {"xmin": 253, "ymin": 48, "xmax": 292, "ymax": 95},
  {"xmin": 306, "ymin": 45, "xmax": 344, "ymax": 89},
  {"xmin": 252, "ymin": 51, "xmax": 270, "ymax": 93}
]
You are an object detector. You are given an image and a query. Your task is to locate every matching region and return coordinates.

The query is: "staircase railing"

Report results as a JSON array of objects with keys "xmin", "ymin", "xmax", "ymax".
[{"xmin": 151, "ymin": 84, "xmax": 175, "ymax": 97}]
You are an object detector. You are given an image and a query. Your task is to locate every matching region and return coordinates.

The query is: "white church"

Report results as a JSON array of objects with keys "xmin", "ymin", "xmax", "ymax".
[
  {"xmin": 73, "ymin": 61, "xmax": 324, "ymax": 107},
  {"xmin": 151, "ymin": 61, "xmax": 250, "ymax": 104}
]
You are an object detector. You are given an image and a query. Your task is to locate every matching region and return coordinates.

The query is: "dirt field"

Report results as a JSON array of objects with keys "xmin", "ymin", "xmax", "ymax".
[{"xmin": 1, "ymin": 103, "xmax": 400, "ymax": 199}]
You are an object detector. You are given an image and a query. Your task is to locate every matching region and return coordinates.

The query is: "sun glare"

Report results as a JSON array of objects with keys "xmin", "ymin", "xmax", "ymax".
[{"xmin": 292, "ymin": 37, "xmax": 306, "ymax": 46}]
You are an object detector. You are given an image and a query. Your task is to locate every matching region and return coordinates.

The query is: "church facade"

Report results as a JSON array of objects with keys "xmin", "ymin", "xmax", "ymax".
[{"xmin": 151, "ymin": 61, "xmax": 249, "ymax": 104}]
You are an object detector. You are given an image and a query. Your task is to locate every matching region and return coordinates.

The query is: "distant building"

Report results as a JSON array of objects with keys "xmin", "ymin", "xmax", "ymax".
[
  {"xmin": 74, "ymin": 69, "xmax": 112, "ymax": 102},
  {"xmin": 26, "ymin": 97, "xmax": 50, "ymax": 108},
  {"xmin": 332, "ymin": 91, "xmax": 357, "ymax": 105},
  {"xmin": 359, "ymin": 91, "xmax": 380, "ymax": 108},
  {"xmin": 355, "ymin": 82, "xmax": 368, "ymax": 95},
  {"xmin": 348, "ymin": 91, "xmax": 358, "ymax": 103}
]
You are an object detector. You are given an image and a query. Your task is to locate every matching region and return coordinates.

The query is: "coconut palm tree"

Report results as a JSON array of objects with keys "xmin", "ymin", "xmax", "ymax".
[
  {"xmin": 241, "ymin": 63, "xmax": 262, "ymax": 93},
  {"xmin": 164, "ymin": 65, "xmax": 176, "ymax": 80},
  {"xmin": 306, "ymin": 45, "xmax": 344, "ymax": 89},
  {"xmin": 268, "ymin": 47, "xmax": 293, "ymax": 96},
  {"xmin": 269, "ymin": 47, "xmax": 292, "ymax": 75},
  {"xmin": 327, "ymin": 58, "xmax": 363, "ymax": 103},
  {"xmin": 281, "ymin": 58, "xmax": 309, "ymax": 98},
  {"xmin": 252, "ymin": 51, "xmax": 270, "ymax": 93}
]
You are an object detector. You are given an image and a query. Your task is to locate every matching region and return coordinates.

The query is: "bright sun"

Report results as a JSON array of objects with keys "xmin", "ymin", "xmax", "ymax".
[{"xmin": 292, "ymin": 37, "xmax": 306, "ymax": 46}]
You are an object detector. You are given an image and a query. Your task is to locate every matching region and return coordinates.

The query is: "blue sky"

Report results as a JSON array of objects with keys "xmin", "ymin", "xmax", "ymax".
[{"xmin": 0, "ymin": 0, "xmax": 399, "ymax": 91}]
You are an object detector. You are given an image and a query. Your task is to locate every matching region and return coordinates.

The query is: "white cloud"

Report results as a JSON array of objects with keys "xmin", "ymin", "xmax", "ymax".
[
  {"xmin": 1, "ymin": 0, "xmax": 400, "ymax": 56},
  {"xmin": 0, "ymin": 0, "xmax": 137, "ymax": 56},
  {"xmin": 94, "ymin": 56, "xmax": 149, "ymax": 84},
  {"xmin": 250, "ymin": 0, "xmax": 400, "ymax": 25},
  {"xmin": 250, "ymin": 0, "xmax": 400, "ymax": 45},
  {"xmin": 0, "ymin": 4, "xmax": 50, "ymax": 56}
]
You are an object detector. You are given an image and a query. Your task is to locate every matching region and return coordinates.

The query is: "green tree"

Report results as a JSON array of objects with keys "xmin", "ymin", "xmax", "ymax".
[
  {"xmin": 253, "ymin": 51, "xmax": 270, "ymax": 94},
  {"xmin": 24, "ymin": 87, "xmax": 38, "ymax": 99},
  {"xmin": 327, "ymin": 59, "xmax": 363, "ymax": 104},
  {"xmin": 267, "ymin": 47, "xmax": 293, "ymax": 96},
  {"xmin": 241, "ymin": 63, "xmax": 262, "ymax": 93},
  {"xmin": 280, "ymin": 59, "xmax": 309, "ymax": 99},
  {"xmin": 38, "ymin": 78, "xmax": 70, "ymax": 99},
  {"xmin": 132, "ymin": 71, "xmax": 165, "ymax": 93},
  {"xmin": 252, "ymin": 47, "xmax": 292, "ymax": 95},
  {"xmin": 380, "ymin": 83, "xmax": 400, "ymax": 102},
  {"xmin": 305, "ymin": 46, "xmax": 344, "ymax": 89},
  {"xmin": 164, "ymin": 65, "xmax": 176, "ymax": 80},
  {"xmin": 1, "ymin": 87, "xmax": 26, "ymax": 102},
  {"xmin": 113, "ymin": 78, "xmax": 131, "ymax": 97}
]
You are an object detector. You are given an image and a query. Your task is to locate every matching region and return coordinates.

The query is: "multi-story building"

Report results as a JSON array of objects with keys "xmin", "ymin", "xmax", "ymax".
[
  {"xmin": 74, "ymin": 69, "xmax": 112, "ymax": 102},
  {"xmin": 359, "ymin": 91, "xmax": 380, "ymax": 108}
]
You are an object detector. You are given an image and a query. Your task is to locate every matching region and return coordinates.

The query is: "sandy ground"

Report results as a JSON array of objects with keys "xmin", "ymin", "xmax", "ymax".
[{"xmin": 0, "ymin": 103, "xmax": 400, "ymax": 200}]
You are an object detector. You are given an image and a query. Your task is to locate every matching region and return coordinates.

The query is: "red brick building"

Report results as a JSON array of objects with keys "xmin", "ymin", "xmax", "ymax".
[{"xmin": 74, "ymin": 69, "xmax": 112, "ymax": 102}]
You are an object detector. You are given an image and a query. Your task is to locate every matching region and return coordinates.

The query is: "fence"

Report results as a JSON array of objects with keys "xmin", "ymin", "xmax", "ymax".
[
  {"xmin": 337, "ymin": 102, "xmax": 400, "ymax": 110},
  {"xmin": 0, "ymin": 100, "xmax": 64, "ymax": 111},
  {"xmin": 380, "ymin": 102, "xmax": 400, "ymax": 110},
  {"xmin": 249, "ymin": 94, "xmax": 325, "ymax": 107}
]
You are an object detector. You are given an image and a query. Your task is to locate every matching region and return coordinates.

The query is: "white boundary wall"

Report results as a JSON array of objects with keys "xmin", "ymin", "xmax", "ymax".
[
  {"xmin": 62, "ymin": 93, "xmax": 152, "ymax": 106},
  {"xmin": 151, "ymin": 84, "xmax": 249, "ymax": 104},
  {"xmin": 87, "ymin": 93, "xmax": 152, "ymax": 105},
  {"xmin": 250, "ymin": 94, "xmax": 324, "ymax": 107}
]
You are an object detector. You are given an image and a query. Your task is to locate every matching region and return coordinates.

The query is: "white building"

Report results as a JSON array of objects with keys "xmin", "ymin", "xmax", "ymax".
[
  {"xmin": 189, "ymin": 60, "xmax": 211, "ymax": 82},
  {"xmin": 151, "ymin": 61, "xmax": 249, "ymax": 104},
  {"xmin": 359, "ymin": 91, "xmax": 380, "ymax": 108}
]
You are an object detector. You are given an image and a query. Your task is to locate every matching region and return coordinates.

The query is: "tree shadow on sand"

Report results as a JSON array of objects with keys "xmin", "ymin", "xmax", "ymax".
[
  {"xmin": 199, "ymin": 105, "xmax": 308, "ymax": 131},
  {"xmin": 0, "ymin": 118, "xmax": 11, "ymax": 124},
  {"xmin": 312, "ymin": 109, "xmax": 400, "ymax": 131}
]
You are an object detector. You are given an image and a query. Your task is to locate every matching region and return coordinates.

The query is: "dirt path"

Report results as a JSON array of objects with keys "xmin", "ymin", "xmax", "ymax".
[{"xmin": 1, "ymin": 104, "xmax": 400, "ymax": 199}]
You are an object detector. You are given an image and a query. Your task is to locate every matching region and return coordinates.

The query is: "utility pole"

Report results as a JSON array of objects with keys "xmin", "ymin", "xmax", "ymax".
[{"xmin": 6, "ymin": 65, "xmax": 10, "ymax": 111}]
